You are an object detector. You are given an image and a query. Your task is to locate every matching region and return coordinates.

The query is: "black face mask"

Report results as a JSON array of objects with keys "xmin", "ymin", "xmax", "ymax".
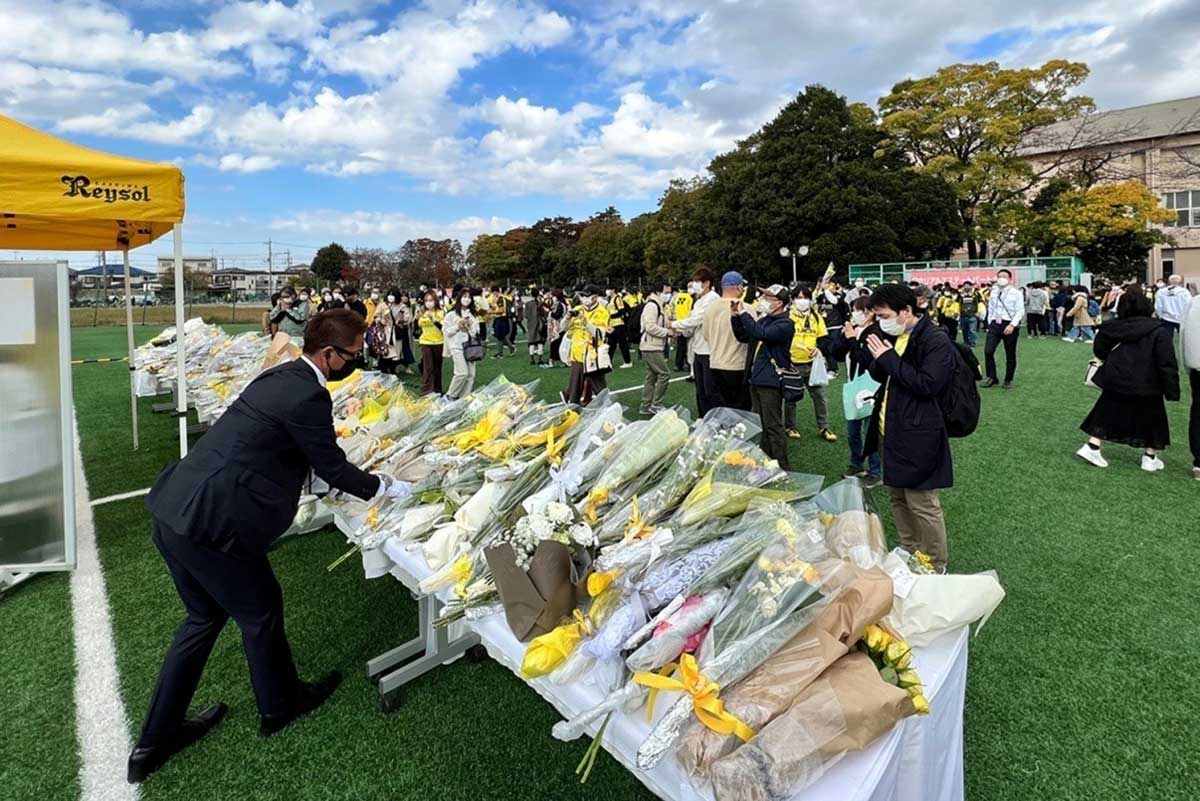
[{"xmin": 325, "ymin": 349, "xmax": 360, "ymax": 382}]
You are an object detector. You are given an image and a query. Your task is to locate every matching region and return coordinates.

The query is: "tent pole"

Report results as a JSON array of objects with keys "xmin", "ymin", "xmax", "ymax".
[
  {"xmin": 173, "ymin": 226, "xmax": 188, "ymax": 458},
  {"xmin": 123, "ymin": 250, "xmax": 139, "ymax": 450}
]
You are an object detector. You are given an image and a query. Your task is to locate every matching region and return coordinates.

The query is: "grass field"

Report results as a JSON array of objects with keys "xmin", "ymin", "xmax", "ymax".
[
  {"xmin": 4, "ymin": 325, "xmax": 1200, "ymax": 801},
  {"xmin": 71, "ymin": 304, "xmax": 268, "ymax": 328}
]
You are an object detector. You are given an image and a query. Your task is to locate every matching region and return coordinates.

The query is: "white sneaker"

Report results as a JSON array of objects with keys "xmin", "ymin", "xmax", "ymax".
[
  {"xmin": 1061, "ymin": 337, "xmax": 1075, "ymax": 343},
  {"xmin": 1076, "ymin": 445, "xmax": 1108, "ymax": 468},
  {"xmin": 1193, "ymin": 467, "xmax": 1200, "ymax": 481},
  {"xmin": 1141, "ymin": 455, "xmax": 1165, "ymax": 472},
  {"xmin": 619, "ymin": 363, "xmax": 633, "ymax": 369}
]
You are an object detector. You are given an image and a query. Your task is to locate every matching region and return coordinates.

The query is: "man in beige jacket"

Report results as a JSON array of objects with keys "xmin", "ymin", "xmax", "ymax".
[
  {"xmin": 703, "ymin": 271, "xmax": 751, "ymax": 411},
  {"xmin": 639, "ymin": 282, "xmax": 675, "ymax": 415}
]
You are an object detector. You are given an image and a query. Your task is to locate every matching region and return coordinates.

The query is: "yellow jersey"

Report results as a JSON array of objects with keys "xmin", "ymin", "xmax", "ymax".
[
  {"xmin": 788, "ymin": 308, "xmax": 827, "ymax": 364},
  {"xmin": 416, "ymin": 309, "xmax": 445, "ymax": 346},
  {"xmin": 568, "ymin": 304, "xmax": 611, "ymax": 364},
  {"xmin": 880, "ymin": 333, "xmax": 909, "ymax": 436},
  {"xmin": 673, "ymin": 292, "xmax": 693, "ymax": 321},
  {"xmin": 936, "ymin": 295, "xmax": 960, "ymax": 319},
  {"xmin": 607, "ymin": 294, "xmax": 625, "ymax": 327}
]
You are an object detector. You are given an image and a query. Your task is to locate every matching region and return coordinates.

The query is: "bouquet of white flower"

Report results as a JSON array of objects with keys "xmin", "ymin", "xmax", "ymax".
[{"xmin": 497, "ymin": 501, "xmax": 596, "ymax": 570}]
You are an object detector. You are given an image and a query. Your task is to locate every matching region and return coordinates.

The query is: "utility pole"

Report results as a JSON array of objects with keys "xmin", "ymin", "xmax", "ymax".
[{"xmin": 267, "ymin": 238, "xmax": 274, "ymax": 297}]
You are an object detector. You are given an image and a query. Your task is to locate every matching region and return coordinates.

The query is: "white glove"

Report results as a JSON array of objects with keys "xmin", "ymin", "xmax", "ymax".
[{"xmin": 374, "ymin": 475, "xmax": 414, "ymax": 502}]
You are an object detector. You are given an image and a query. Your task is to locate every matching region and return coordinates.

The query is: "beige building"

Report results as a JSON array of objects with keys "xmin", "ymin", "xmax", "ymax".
[
  {"xmin": 1024, "ymin": 95, "xmax": 1200, "ymax": 282},
  {"xmin": 156, "ymin": 255, "xmax": 217, "ymax": 274}
]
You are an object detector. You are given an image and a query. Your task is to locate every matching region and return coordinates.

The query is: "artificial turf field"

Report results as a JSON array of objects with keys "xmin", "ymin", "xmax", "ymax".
[{"xmin": 3, "ymin": 323, "xmax": 1199, "ymax": 801}]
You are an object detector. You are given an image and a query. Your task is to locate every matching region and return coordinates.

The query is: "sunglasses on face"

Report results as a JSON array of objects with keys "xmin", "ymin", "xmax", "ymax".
[{"xmin": 330, "ymin": 345, "xmax": 362, "ymax": 362}]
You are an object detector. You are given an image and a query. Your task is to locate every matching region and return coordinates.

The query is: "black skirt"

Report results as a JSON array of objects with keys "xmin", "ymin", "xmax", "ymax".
[{"xmin": 1080, "ymin": 391, "xmax": 1170, "ymax": 450}]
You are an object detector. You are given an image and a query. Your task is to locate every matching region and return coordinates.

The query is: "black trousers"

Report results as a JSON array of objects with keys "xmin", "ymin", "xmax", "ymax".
[
  {"xmin": 984, "ymin": 322, "xmax": 1020, "ymax": 382},
  {"xmin": 1026, "ymin": 313, "xmax": 1045, "ymax": 336},
  {"xmin": 751, "ymin": 385, "xmax": 789, "ymax": 470},
  {"xmin": 693, "ymin": 353, "xmax": 713, "ymax": 416},
  {"xmin": 609, "ymin": 326, "xmax": 631, "ymax": 365},
  {"xmin": 938, "ymin": 316, "xmax": 958, "ymax": 342},
  {"xmin": 674, "ymin": 336, "xmax": 688, "ymax": 370},
  {"xmin": 710, "ymin": 367, "xmax": 751, "ymax": 411},
  {"xmin": 566, "ymin": 362, "xmax": 606, "ymax": 404},
  {"xmin": 1190, "ymin": 370, "xmax": 1200, "ymax": 469},
  {"xmin": 138, "ymin": 522, "xmax": 299, "ymax": 747}
]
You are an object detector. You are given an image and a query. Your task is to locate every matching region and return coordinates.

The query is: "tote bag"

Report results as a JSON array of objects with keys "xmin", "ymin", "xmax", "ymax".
[{"xmin": 842, "ymin": 365, "xmax": 880, "ymax": 420}]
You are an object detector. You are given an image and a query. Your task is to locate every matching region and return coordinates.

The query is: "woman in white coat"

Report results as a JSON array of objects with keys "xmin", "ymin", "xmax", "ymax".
[{"xmin": 443, "ymin": 288, "xmax": 481, "ymax": 399}]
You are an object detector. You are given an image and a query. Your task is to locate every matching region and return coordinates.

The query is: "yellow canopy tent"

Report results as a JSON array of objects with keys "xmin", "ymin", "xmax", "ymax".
[{"xmin": 0, "ymin": 113, "xmax": 190, "ymax": 456}]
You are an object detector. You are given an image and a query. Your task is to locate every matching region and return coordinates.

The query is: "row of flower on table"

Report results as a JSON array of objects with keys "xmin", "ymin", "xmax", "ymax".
[
  {"xmin": 132, "ymin": 319, "xmax": 297, "ymax": 421},
  {"xmin": 321, "ymin": 371, "xmax": 1006, "ymax": 800}
]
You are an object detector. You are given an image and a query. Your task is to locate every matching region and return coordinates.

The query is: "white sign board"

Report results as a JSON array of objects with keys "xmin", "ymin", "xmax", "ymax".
[{"xmin": 0, "ymin": 277, "xmax": 36, "ymax": 344}]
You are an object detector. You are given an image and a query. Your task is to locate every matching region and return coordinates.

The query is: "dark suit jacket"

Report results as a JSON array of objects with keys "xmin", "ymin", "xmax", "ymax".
[{"xmin": 147, "ymin": 358, "xmax": 380, "ymax": 554}]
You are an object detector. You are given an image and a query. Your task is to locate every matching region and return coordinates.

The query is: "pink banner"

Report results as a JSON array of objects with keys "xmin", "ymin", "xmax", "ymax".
[{"xmin": 906, "ymin": 268, "xmax": 1002, "ymax": 287}]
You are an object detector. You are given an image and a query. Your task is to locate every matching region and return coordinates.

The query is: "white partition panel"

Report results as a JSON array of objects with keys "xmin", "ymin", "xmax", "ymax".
[{"xmin": 0, "ymin": 260, "xmax": 75, "ymax": 572}]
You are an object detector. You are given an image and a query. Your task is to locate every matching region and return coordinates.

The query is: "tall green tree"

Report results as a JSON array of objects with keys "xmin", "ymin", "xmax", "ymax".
[
  {"xmin": 643, "ymin": 178, "xmax": 717, "ymax": 284},
  {"xmin": 310, "ymin": 242, "xmax": 352, "ymax": 285},
  {"xmin": 466, "ymin": 234, "xmax": 514, "ymax": 284},
  {"xmin": 695, "ymin": 85, "xmax": 962, "ymax": 281},
  {"xmin": 878, "ymin": 59, "xmax": 1094, "ymax": 258}
]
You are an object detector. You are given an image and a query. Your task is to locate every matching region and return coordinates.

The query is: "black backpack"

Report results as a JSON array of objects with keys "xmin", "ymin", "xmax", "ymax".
[{"xmin": 939, "ymin": 341, "xmax": 982, "ymax": 438}]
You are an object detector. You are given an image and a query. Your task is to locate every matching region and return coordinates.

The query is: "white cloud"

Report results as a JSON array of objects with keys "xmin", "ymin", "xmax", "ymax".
[
  {"xmin": 0, "ymin": 1, "xmax": 241, "ymax": 80},
  {"xmin": 218, "ymin": 153, "xmax": 282, "ymax": 173},
  {"xmin": 269, "ymin": 209, "xmax": 521, "ymax": 244},
  {"xmin": 58, "ymin": 105, "xmax": 216, "ymax": 146},
  {"xmin": 599, "ymin": 91, "xmax": 733, "ymax": 159}
]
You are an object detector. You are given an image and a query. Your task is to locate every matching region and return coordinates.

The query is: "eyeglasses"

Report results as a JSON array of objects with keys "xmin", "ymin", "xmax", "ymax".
[{"xmin": 331, "ymin": 345, "xmax": 362, "ymax": 362}]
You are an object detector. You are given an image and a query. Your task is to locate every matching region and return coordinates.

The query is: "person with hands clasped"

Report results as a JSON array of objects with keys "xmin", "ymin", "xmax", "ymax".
[{"xmin": 862, "ymin": 284, "xmax": 956, "ymax": 572}]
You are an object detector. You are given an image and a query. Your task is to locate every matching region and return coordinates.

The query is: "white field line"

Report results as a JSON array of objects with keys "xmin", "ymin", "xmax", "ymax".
[
  {"xmin": 71, "ymin": 416, "xmax": 141, "ymax": 801},
  {"xmin": 90, "ymin": 487, "xmax": 151, "ymax": 507}
]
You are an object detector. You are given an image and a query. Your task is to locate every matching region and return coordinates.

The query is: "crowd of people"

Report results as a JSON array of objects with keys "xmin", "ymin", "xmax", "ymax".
[{"xmin": 258, "ymin": 267, "xmax": 1200, "ymax": 574}]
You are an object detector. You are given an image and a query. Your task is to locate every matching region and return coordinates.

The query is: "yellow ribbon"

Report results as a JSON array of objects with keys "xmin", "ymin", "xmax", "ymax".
[
  {"xmin": 436, "ymin": 408, "xmax": 507, "ymax": 452},
  {"xmin": 623, "ymin": 496, "xmax": 657, "ymax": 542},
  {"xmin": 476, "ymin": 409, "xmax": 579, "ymax": 462},
  {"xmin": 586, "ymin": 569, "xmax": 619, "ymax": 597},
  {"xmin": 632, "ymin": 654, "xmax": 755, "ymax": 742},
  {"xmin": 358, "ymin": 397, "xmax": 388, "ymax": 426},
  {"xmin": 365, "ymin": 505, "xmax": 379, "ymax": 529}
]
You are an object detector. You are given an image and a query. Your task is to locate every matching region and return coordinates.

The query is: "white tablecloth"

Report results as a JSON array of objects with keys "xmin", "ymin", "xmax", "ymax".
[{"xmin": 349, "ymin": 522, "xmax": 966, "ymax": 801}]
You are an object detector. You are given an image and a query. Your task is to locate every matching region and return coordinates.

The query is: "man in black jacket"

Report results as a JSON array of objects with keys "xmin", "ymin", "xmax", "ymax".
[
  {"xmin": 128, "ymin": 309, "xmax": 408, "ymax": 783},
  {"xmin": 731, "ymin": 284, "xmax": 795, "ymax": 470},
  {"xmin": 863, "ymin": 284, "xmax": 956, "ymax": 571}
]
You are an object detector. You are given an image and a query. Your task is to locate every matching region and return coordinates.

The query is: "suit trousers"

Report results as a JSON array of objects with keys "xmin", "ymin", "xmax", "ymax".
[
  {"xmin": 1190, "ymin": 370, "xmax": 1200, "ymax": 469},
  {"xmin": 138, "ymin": 522, "xmax": 299, "ymax": 747},
  {"xmin": 984, "ymin": 322, "xmax": 1019, "ymax": 382},
  {"xmin": 693, "ymin": 353, "xmax": 713, "ymax": 416},
  {"xmin": 710, "ymin": 367, "xmax": 751, "ymax": 411},
  {"xmin": 885, "ymin": 486, "xmax": 948, "ymax": 570},
  {"xmin": 751, "ymin": 385, "xmax": 790, "ymax": 470}
]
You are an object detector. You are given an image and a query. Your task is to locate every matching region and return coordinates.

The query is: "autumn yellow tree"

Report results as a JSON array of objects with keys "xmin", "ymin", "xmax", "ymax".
[{"xmin": 879, "ymin": 60, "xmax": 1094, "ymax": 258}]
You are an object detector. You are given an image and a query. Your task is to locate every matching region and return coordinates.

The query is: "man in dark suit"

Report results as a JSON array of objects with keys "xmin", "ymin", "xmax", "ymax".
[{"xmin": 128, "ymin": 309, "xmax": 409, "ymax": 783}]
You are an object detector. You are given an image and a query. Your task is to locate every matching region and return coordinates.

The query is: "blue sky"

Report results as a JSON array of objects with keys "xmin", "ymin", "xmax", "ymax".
[{"xmin": 1, "ymin": 0, "xmax": 1195, "ymax": 270}]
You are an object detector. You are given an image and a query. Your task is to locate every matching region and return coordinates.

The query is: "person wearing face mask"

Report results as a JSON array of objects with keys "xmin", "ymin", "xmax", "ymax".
[
  {"xmin": 369, "ymin": 289, "xmax": 402, "ymax": 374},
  {"xmin": 270, "ymin": 287, "xmax": 308, "ymax": 339},
  {"xmin": 130, "ymin": 309, "xmax": 412, "ymax": 781},
  {"xmin": 444, "ymin": 289, "xmax": 481, "ymax": 399},
  {"xmin": 983, "ymin": 269, "xmax": 1025, "ymax": 389},
  {"xmin": 325, "ymin": 288, "xmax": 345, "ymax": 310},
  {"xmin": 364, "ymin": 287, "xmax": 381, "ymax": 324},
  {"xmin": 957, "ymin": 281, "xmax": 981, "ymax": 347},
  {"xmin": 845, "ymin": 277, "xmax": 871, "ymax": 304},
  {"xmin": 416, "ymin": 290, "xmax": 445, "ymax": 395},
  {"xmin": 639, "ymin": 282, "xmax": 676, "ymax": 415},
  {"xmin": 524, "ymin": 288, "xmax": 548, "ymax": 365},
  {"xmin": 833, "ymin": 297, "xmax": 882, "ymax": 487},
  {"xmin": 672, "ymin": 285, "xmax": 695, "ymax": 372},
  {"xmin": 393, "ymin": 291, "xmax": 416, "ymax": 373},
  {"xmin": 564, "ymin": 285, "xmax": 613, "ymax": 404},
  {"xmin": 702, "ymin": 272, "xmax": 751, "ymax": 411},
  {"xmin": 669, "ymin": 268, "xmax": 720, "ymax": 414},
  {"xmin": 786, "ymin": 284, "xmax": 837, "ymax": 443},
  {"xmin": 606, "ymin": 285, "xmax": 633, "ymax": 367},
  {"xmin": 547, "ymin": 289, "xmax": 568, "ymax": 366},
  {"xmin": 862, "ymin": 284, "xmax": 956, "ymax": 571},
  {"xmin": 489, "ymin": 286, "xmax": 512, "ymax": 359},
  {"xmin": 934, "ymin": 286, "xmax": 960, "ymax": 341},
  {"xmin": 731, "ymin": 284, "xmax": 795, "ymax": 469}
]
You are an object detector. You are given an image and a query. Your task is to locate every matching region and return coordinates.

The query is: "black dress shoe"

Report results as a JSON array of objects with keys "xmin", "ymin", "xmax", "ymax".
[
  {"xmin": 259, "ymin": 671, "xmax": 343, "ymax": 738},
  {"xmin": 981, "ymin": 378, "xmax": 998, "ymax": 388},
  {"xmin": 1002, "ymin": 381, "xmax": 1013, "ymax": 390},
  {"xmin": 128, "ymin": 703, "xmax": 228, "ymax": 784}
]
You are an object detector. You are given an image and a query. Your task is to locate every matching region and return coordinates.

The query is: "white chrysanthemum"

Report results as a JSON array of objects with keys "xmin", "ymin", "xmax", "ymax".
[
  {"xmin": 569, "ymin": 522, "xmax": 595, "ymax": 547},
  {"xmin": 528, "ymin": 515, "xmax": 555, "ymax": 540},
  {"xmin": 545, "ymin": 501, "xmax": 573, "ymax": 525}
]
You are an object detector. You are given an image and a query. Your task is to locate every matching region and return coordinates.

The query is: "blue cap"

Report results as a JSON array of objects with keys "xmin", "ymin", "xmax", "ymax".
[{"xmin": 721, "ymin": 271, "xmax": 745, "ymax": 287}]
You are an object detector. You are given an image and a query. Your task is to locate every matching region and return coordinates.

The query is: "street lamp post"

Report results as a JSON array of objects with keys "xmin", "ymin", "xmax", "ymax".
[{"xmin": 778, "ymin": 245, "xmax": 809, "ymax": 284}]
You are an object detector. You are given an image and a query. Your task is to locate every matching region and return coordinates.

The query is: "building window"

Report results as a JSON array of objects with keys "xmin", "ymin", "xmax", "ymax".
[{"xmin": 1164, "ymin": 190, "xmax": 1199, "ymax": 227}]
